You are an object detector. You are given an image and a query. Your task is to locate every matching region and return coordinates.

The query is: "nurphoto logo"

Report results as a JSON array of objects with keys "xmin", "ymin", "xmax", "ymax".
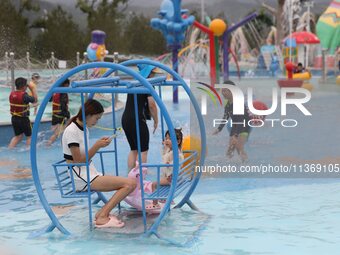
[{"xmin": 198, "ymin": 83, "xmax": 312, "ymax": 128}]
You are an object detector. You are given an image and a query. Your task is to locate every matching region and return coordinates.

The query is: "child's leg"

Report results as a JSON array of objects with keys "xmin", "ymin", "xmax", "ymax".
[
  {"xmin": 47, "ymin": 124, "xmax": 61, "ymax": 146},
  {"xmin": 235, "ymin": 134, "xmax": 248, "ymax": 162},
  {"xmin": 8, "ymin": 134, "xmax": 23, "ymax": 149},
  {"xmin": 127, "ymin": 150, "xmax": 148, "ymax": 170},
  {"xmin": 26, "ymin": 136, "xmax": 31, "ymax": 147},
  {"xmin": 152, "ymin": 177, "xmax": 170, "ymax": 205},
  {"xmin": 227, "ymin": 135, "xmax": 237, "ymax": 158}
]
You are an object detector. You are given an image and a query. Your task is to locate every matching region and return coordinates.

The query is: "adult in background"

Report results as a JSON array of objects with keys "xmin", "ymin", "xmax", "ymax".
[{"xmin": 122, "ymin": 63, "xmax": 160, "ymax": 170}]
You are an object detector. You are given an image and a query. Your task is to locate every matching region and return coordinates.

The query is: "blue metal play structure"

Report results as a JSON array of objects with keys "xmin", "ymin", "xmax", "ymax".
[{"xmin": 30, "ymin": 59, "xmax": 206, "ymax": 242}]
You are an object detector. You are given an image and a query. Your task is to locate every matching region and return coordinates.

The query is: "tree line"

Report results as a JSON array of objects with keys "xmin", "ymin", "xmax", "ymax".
[{"xmin": 0, "ymin": 0, "xmax": 166, "ymax": 61}]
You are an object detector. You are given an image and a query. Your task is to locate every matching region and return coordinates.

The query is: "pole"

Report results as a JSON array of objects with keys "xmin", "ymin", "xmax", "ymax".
[
  {"xmin": 83, "ymin": 52, "xmax": 88, "ymax": 79},
  {"xmin": 51, "ymin": 52, "xmax": 55, "ymax": 81},
  {"xmin": 223, "ymin": 33, "xmax": 229, "ymax": 81},
  {"xmin": 76, "ymin": 52, "xmax": 80, "ymax": 66},
  {"xmin": 5, "ymin": 52, "xmax": 9, "ymax": 85},
  {"xmin": 201, "ymin": 0, "xmax": 205, "ymax": 23},
  {"xmin": 113, "ymin": 52, "xmax": 119, "ymax": 107},
  {"xmin": 214, "ymin": 36, "xmax": 220, "ymax": 84},
  {"xmin": 222, "ymin": 13, "xmax": 257, "ymax": 82},
  {"xmin": 321, "ymin": 49, "xmax": 327, "ymax": 83},
  {"xmin": 26, "ymin": 52, "xmax": 31, "ymax": 79},
  {"xmin": 172, "ymin": 46, "xmax": 179, "ymax": 103},
  {"xmin": 289, "ymin": 0, "xmax": 293, "ymax": 62},
  {"xmin": 83, "ymin": 52, "xmax": 88, "ymax": 100},
  {"xmin": 304, "ymin": 1, "xmax": 314, "ymax": 68}
]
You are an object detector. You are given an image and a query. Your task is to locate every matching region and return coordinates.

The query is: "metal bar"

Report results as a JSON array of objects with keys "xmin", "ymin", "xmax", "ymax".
[
  {"xmin": 133, "ymin": 93, "xmax": 147, "ymax": 231},
  {"xmin": 71, "ymin": 77, "xmax": 120, "ymax": 88},
  {"xmin": 81, "ymin": 93, "xmax": 93, "ymax": 230},
  {"xmin": 52, "ymin": 87, "xmax": 150, "ymax": 94}
]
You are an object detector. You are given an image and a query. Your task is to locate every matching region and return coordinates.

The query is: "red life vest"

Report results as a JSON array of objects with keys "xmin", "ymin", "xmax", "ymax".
[
  {"xmin": 52, "ymin": 93, "xmax": 68, "ymax": 117},
  {"xmin": 9, "ymin": 91, "xmax": 29, "ymax": 117}
]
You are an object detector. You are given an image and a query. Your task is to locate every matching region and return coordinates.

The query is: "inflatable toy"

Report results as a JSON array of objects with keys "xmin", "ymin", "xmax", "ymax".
[
  {"xmin": 302, "ymin": 82, "xmax": 314, "ymax": 91},
  {"xmin": 336, "ymin": 75, "xmax": 340, "ymax": 85},
  {"xmin": 292, "ymin": 72, "xmax": 311, "ymax": 80},
  {"xmin": 182, "ymin": 135, "xmax": 202, "ymax": 168},
  {"xmin": 124, "ymin": 162, "xmax": 164, "ymax": 214}
]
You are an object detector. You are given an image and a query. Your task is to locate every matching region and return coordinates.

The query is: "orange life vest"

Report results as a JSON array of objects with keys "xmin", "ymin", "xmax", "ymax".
[{"xmin": 9, "ymin": 91, "xmax": 29, "ymax": 117}]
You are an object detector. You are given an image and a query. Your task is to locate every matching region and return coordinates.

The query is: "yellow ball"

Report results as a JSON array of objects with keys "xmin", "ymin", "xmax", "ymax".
[
  {"xmin": 209, "ymin": 19, "xmax": 227, "ymax": 36},
  {"xmin": 182, "ymin": 135, "xmax": 202, "ymax": 168},
  {"xmin": 302, "ymin": 82, "xmax": 313, "ymax": 91},
  {"xmin": 336, "ymin": 76, "xmax": 340, "ymax": 85}
]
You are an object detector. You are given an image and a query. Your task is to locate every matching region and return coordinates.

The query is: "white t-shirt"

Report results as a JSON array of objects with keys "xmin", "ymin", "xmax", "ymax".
[
  {"xmin": 161, "ymin": 147, "xmax": 184, "ymax": 178},
  {"xmin": 62, "ymin": 121, "xmax": 101, "ymax": 191}
]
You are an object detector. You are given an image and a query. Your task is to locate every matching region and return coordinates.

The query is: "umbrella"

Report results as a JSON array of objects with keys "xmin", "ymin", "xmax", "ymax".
[
  {"xmin": 284, "ymin": 31, "xmax": 320, "ymax": 44},
  {"xmin": 316, "ymin": 0, "xmax": 340, "ymax": 54}
]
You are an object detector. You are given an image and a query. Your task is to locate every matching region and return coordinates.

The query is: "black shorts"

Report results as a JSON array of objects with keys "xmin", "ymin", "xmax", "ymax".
[
  {"xmin": 122, "ymin": 118, "xmax": 149, "ymax": 152},
  {"xmin": 230, "ymin": 125, "xmax": 251, "ymax": 137},
  {"xmin": 52, "ymin": 115, "xmax": 68, "ymax": 126},
  {"xmin": 11, "ymin": 116, "xmax": 32, "ymax": 137}
]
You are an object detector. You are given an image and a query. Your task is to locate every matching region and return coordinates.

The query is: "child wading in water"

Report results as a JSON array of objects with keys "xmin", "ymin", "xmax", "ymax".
[{"xmin": 212, "ymin": 80, "xmax": 251, "ymax": 162}]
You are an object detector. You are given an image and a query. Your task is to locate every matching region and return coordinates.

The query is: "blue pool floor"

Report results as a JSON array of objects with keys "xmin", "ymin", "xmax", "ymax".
[{"xmin": 1, "ymin": 79, "xmax": 340, "ymax": 255}]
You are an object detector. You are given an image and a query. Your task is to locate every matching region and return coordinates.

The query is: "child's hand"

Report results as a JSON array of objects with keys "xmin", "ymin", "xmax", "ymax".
[
  {"xmin": 95, "ymin": 137, "xmax": 111, "ymax": 148},
  {"xmin": 212, "ymin": 129, "xmax": 219, "ymax": 135},
  {"xmin": 166, "ymin": 174, "xmax": 172, "ymax": 184}
]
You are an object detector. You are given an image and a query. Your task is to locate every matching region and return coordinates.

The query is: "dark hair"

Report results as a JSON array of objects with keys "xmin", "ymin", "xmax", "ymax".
[
  {"xmin": 165, "ymin": 128, "xmax": 183, "ymax": 149},
  {"xmin": 69, "ymin": 99, "xmax": 104, "ymax": 125},
  {"xmin": 62, "ymin": 78, "xmax": 70, "ymax": 87},
  {"xmin": 297, "ymin": 63, "xmax": 303, "ymax": 67},
  {"xmin": 223, "ymin": 80, "xmax": 235, "ymax": 86},
  {"xmin": 15, "ymin": 77, "xmax": 27, "ymax": 89},
  {"xmin": 32, "ymin": 73, "xmax": 40, "ymax": 79}
]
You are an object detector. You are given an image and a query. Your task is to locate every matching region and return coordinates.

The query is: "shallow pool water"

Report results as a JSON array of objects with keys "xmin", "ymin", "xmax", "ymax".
[{"xmin": 1, "ymin": 78, "xmax": 340, "ymax": 255}]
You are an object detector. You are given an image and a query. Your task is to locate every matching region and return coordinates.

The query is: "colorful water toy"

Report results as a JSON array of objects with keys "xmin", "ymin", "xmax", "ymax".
[
  {"xmin": 209, "ymin": 18, "xmax": 227, "ymax": 36},
  {"xmin": 190, "ymin": 13, "xmax": 257, "ymax": 85},
  {"xmin": 30, "ymin": 59, "xmax": 206, "ymax": 244},
  {"xmin": 86, "ymin": 30, "xmax": 107, "ymax": 61},
  {"xmin": 277, "ymin": 62, "xmax": 303, "ymax": 92},
  {"xmin": 337, "ymin": 76, "xmax": 340, "ymax": 85},
  {"xmin": 151, "ymin": 0, "xmax": 195, "ymax": 103}
]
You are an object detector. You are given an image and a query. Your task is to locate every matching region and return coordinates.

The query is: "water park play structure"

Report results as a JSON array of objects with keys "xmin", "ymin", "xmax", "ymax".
[
  {"xmin": 151, "ymin": 0, "xmax": 257, "ymax": 87},
  {"xmin": 30, "ymin": 59, "xmax": 206, "ymax": 244},
  {"xmin": 151, "ymin": 0, "xmax": 340, "ymax": 86}
]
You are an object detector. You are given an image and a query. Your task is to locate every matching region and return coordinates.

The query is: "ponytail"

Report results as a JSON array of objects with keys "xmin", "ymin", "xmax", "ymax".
[{"xmin": 67, "ymin": 99, "xmax": 104, "ymax": 126}]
